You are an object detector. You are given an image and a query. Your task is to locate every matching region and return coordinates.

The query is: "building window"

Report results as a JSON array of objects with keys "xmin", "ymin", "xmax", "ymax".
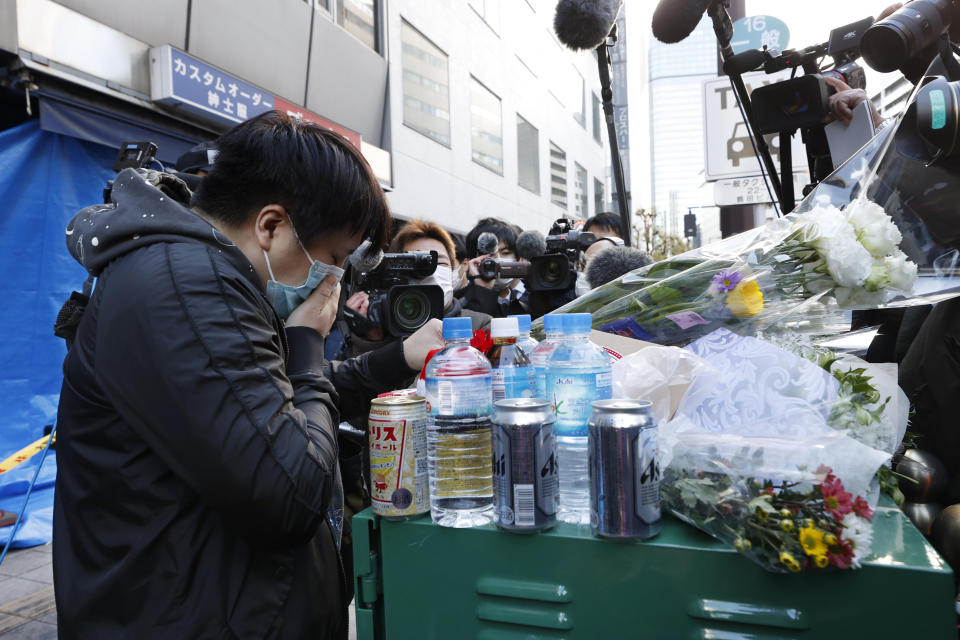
[
  {"xmin": 468, "ymin": 0, "xmax": 500, "ymax": 34},
  {"xmin": 575, "ymin": 163, "xmax": 588, "ymax": 218},
  {"xmin": 592, "ymin": 92, "xmax": 602, "ymax": 143},
  {"xmin": 517, "ymin": 115, "xmax": 539, "ymax": 194},
  {"xmin": 339, "ymin": 0, "xmax": 377, "ymax": 52},
  {"xmin": 550, "ymin": 142, "xmax": 567, "ymax": 209},
  {"xmin": 401, "ymin": 20, "xmax": 451, "ymax": 147},
  {"xmin": 594, "ymin": 177, "xmax": 605, "ymax": 214},
  {"xmin": 470, "ymin": 77, "xmax": 503, "ymax": 174}
]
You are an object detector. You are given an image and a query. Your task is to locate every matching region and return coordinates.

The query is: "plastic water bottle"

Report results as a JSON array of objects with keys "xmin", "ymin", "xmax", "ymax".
[
  {"xmin": 545, "ymin": 313, "xmax": 612, "ymax": 525},
  {"xmin": 508, "ymin": 314, "xmax": 539, "ymax": 356},
  {"xmin": 488, "ymin": 317, "xmax": 536, "ymax": 402},
  {"xmin": 425, "ymin": 317, "xmax": 494, "ymax": 528},
  {"xmin": 529, "ymin": 314, "xmax": 565, "ymax": 400}
]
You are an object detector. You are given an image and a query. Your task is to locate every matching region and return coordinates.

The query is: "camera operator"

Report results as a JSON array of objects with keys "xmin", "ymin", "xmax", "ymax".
[
  {"xmin": 52, "ymin": 111, "xmax": 443, "ymax": 639},
  {"xmin": 345, "ymin": 219, "xmax": 492, "ymax": 352},
  {"xmin": 459, "ymin": 218, "xmax": 527, "ymax": 317}
]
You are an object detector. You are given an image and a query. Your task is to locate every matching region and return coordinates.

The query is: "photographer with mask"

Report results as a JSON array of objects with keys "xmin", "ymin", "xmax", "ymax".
[
  {"xmin": 53, "ymin": 111, "xmax": 441, "ymax": 639},
  {"xmin": 344, "ymin": 219, "xmax": 491, "ymax": 354},
  {"xmin": 459, "ymin": 217, "xmax": 527, "ymax": 317}
]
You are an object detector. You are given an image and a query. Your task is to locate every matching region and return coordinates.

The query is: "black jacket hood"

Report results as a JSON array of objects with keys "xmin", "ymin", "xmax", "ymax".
[{"xmin": 65, "ymin": 168, "xmax": 256, "ymax": 287}]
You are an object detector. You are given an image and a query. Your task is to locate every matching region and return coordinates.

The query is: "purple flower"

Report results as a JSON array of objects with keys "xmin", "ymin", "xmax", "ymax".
[{"xmin": 712, "ymin": 269, "xmax": 743, "ymax": 293}]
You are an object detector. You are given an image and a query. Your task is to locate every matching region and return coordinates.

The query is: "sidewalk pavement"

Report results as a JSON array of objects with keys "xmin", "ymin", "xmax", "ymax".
[
  {"xmin": 0, "ymin": 545, "xmax": 357, "ymax": 639},
  {"xmin": 0, "ymin": 545, "xmax": 56, "ymax": 639}
]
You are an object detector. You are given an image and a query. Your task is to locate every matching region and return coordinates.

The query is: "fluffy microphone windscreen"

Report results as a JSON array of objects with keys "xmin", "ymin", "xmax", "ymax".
[
  {"xmin": 651, "ymin": 0, "xmax": 711, "ymax": 44},
  {"xmin": 554, "ymin": 0, "xmax": 624, "ymax": 51},
  {"xmin": 516, "ymin": 230, "xmax": 547, "ymax": 259},
  {"xmin": 586, "ymin": 246, "xmax": 653, "ymax": 289}
]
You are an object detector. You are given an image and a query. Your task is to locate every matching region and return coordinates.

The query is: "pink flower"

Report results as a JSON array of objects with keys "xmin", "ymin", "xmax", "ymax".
[
  {"xmin": 820, "ymin": 477, "xmax": 853, "ymax": 520},
  {"xmin": 828, "ymin": 538, "xmax": 855, "ymax": 569},
  {"xmin": 852, "ymin": 496, "xmax": 874, "ymax": 519},
  {"xmin": 815, "ymin": 464, "xmax": 837, "ymax": 484}
]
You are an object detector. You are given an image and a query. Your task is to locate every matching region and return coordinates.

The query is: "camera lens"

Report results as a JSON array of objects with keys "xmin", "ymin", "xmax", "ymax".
[
  {"xmin": 861, "ymin": 0, "xmax": 951, "ymax": 73},
  {"xmin": 535, "ymin": 255, "xmax": 568, "ymax": 287},
  {"xmin": 392, "ymin": 289, "xmax": 431, "ymax": 332}
]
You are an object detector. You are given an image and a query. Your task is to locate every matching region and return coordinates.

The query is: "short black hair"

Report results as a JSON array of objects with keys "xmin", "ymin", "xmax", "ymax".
[
  {"xmin": 192, "ymin": 110, "xmax": 390, "ymax": 251},
  {"xmin": 465, "ymin": 217, "xmax": 517, "ymax": 258},
  {"xmin": 583, "ymin": 212, "xmax": 622, "ymax": 236}
]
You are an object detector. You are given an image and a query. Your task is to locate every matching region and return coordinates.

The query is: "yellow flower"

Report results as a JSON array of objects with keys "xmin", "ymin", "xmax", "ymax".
[
  {"xmin": 780, "ymin": 551, "xmax": 802, "ymax": 572},
  {"xmin": 755, "ymin": 507, "xmax": 769, "ymax": 521},
  {"xmin": 799, "ymin": 526, "xmax": 828, "ymax": 557},
  {"xmin": 780, "ymin": 519, "xmax": 795, "ymax": 532},
  {"xmin": 734, "ymin": 537, "xmax": 752, "ymax": 552},
  {"xmin": 824, "ymin": 533, "xmax": 838, "ymax": 547},
  {"xmin": 814, "ymin": 554, "xmax": 829, "ymax": 569},
  {"xmin": 725, "ymin": 280, "xmax": 764, "ymax": 318}
]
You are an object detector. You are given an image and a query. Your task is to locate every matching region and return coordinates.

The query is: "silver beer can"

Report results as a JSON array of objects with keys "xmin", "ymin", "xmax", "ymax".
[
  {"xmin": 588, "ymin": 399, "xmax": 661, "ymax": 540},
  {"xmin": 491, "ymin": 398, "xmax": 558, "ymax": 532}
]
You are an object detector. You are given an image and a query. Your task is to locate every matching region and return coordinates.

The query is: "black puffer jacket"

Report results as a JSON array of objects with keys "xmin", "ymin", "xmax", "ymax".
[{"xmin": 53, "ymin": 169, "xmax": 414, "ymax": 639}]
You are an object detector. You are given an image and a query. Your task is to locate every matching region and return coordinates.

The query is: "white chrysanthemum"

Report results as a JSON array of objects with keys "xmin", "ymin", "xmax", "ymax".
[
  {"xmin": 842, "ymin": 512, "xmax": 874, "ymax": 568},
  {"xmin": 845, "ymin": 200, "xmax": 902, "ymax": 258},
  {"xmin": 885, "ymin": 252, "xmax": 918, "ymax": 293},
  {"xmin": 799, "ymin": 205, "xmax": 858, "ymax": 247},
  {"xmin": 864, "ymin": 260, "xmax": 891, "ymax": 291},
  {"xmin": 821, "ymin": 236, "xmax": 873, "ymax": 288}
]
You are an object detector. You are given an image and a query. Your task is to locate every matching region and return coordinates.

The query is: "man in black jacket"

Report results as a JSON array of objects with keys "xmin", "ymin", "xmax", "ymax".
[{"xmin": 53, "ymin": 111, "xmax": 437, "ymax": 638}]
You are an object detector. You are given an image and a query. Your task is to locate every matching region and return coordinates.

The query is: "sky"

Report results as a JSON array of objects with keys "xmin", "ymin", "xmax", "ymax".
[{"xmin": 624, "ymin": 0, "xmax": 905, "ymax": 214}]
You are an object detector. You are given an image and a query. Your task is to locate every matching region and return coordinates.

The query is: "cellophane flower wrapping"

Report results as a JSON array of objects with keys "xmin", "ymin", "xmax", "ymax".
[
  {"xmin": 620, "ymin": 329, "xmax": 899, "ymax": 573},
  {"xmin": 535, "ymin": 104, "xmax": 960, "ymax": 347}
]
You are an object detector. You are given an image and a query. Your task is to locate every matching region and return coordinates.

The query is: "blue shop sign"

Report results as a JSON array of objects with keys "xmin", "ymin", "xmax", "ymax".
[{"xmin": 150, "ymin": 45, "xmax": 275, "ymax": 124}]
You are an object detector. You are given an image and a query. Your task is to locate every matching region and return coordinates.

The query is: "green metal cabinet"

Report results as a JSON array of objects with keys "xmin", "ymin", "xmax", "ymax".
[{"xmin": 353, "ymin": 497, "xmax": 955, "ymax": 639}]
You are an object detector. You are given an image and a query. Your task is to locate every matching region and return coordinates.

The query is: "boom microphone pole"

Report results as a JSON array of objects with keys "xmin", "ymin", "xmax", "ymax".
[
  {"xmin": 554, "ymin": 0, "xmax": 632, "ymax": 246},
  {"xmin": 597, "ymin": 26, "xmax": 632, "ymax": 246}
]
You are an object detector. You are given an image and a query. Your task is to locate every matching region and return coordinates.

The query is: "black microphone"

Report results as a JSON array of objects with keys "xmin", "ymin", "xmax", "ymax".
[
  {"xmin": 476, "ymin": 232, "xmax": 499, "ymax": 256},
  {"xmin": 516, "ymin": 230, "xmax": 547, "ymax": 260},
  {"xmin": 651, "ymin": 0, "xmax": 710, "ymax": 44},
  {"xmin": 722, "ymin": 48, "xmax": 766, "ymax": 76},
  {"xmin": 553, "ymin": 0, "xmax": 624, "ymax": 51},
  {"xmin": 586, "ymin": 246, "xmax": 653, "ymax": 289}
]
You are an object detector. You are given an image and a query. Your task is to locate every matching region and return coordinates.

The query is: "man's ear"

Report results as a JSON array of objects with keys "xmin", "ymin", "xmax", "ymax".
[{"xmin": 253, "ymin": 204, "xmax": 289, "ymax": 252}]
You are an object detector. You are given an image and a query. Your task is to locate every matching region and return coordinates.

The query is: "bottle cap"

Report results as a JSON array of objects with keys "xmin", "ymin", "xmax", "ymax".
[
  {"xmin": 563, "ymin": 313, "xmax": 592, "ymax": 334},
  {"xmin": 543, "ymin": 314, "xmax": 564, "ymax": 333},
  {"xmin": 442, "ymin": 317, "xmax": 473, "ymax": 340},
  {"xmin": 490, "ymin": 317, "xmax": 519, "ymax": 339},
  {"xmin": 508, "ymin": 314, "xmax": 532, "ymax": 333}
]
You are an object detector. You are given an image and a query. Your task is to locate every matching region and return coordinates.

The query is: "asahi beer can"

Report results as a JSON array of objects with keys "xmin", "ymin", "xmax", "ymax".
[
  {"xmin": 588, "ymin": 399, "xmax": 661, "ymax": 540},
  {"xmin": 369, "ymin": 395, "xmax": 430, "ymax": 520},
  {"xmin": 491, "ymin": 398, "xmax": 558, "ymax": 532}
]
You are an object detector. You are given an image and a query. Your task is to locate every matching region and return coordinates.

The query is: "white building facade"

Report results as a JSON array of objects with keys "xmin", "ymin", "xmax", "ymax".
[{"xmin": 385, "ymin": 0, "xmax": 611, "ymax": 234}]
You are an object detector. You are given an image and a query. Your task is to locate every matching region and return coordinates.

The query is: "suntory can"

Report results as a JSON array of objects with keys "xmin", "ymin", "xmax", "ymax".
[{"xmin": 369, "ymin": 395, "xmax": 430, "ymax": 520}]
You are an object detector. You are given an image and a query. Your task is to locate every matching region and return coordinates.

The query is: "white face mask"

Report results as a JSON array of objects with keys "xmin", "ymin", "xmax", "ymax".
[
  {"xmin": 575, "ymin": 271, "xmax": 592, "ymax": 297},
  {"xmin": 414, "ymin": 266, "xmax": 455, "ymax": 307}
]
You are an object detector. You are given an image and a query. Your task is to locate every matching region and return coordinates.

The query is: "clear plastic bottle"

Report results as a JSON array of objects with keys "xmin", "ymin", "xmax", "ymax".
[
  {"xmin": 425, "ymin": 317, "xmax": 494, "ymax": 527},
  {"xmin": 508, "ymin": 314, "xmax": 539, "ymax": 357},
  {"xmin": 529, "ymin": 314, "xmax": 565, "ymax": 400},
  {"xmin": 545, "ymin": 313, "xmax": 612, "ymax": 525},
  {"xmin": 488, "ymin": 317, "xmax": 536, "ymax": 402}
]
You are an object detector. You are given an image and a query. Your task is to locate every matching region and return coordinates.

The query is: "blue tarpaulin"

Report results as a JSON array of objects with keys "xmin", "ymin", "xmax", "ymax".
[{"xmin": 0, "ymin": 121, "xmax": 115, "ymax": 545}]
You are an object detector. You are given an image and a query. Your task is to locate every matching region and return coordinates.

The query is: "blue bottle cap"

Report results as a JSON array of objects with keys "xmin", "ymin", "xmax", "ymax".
[
  {"xmin": 543, "ymin": 314, "xmax": 564, "ymax": 332},
  {"xmin": 563, "ymin": 313, "xmax": 592, "ymax": 334},
  {"xmin": 508, "ymin": 314, "xmax": 532, "ymax": 333},
  {"xmin": 442, "ymin": 317, "xmax": 473, "ymax": 340}
]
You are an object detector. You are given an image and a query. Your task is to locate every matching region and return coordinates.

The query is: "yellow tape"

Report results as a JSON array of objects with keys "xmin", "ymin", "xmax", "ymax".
[{"xmin": 0, "ymin": 434, "xmax": 55, "ymax": 475}]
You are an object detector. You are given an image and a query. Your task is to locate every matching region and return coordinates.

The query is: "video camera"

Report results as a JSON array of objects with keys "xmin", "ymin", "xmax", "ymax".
[
  {"xmin": 346, "ymin": 251, "xmax": 443, "ymax": 337},
  {"xmin": 723, "ymin": 17, "xmax": 875, "ymax": 205},
  {"xmin": 478, "ymin": 218, "xmax": 596, "ymax": 292}
]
